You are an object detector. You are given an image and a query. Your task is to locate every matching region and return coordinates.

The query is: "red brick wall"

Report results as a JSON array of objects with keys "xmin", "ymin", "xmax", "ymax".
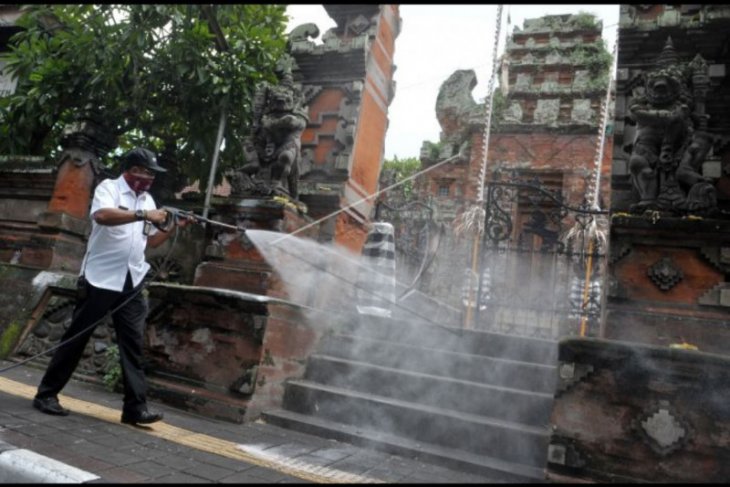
[{"xmin": 425, "ymin": 131, "xmax": 614, "ymax": 209}]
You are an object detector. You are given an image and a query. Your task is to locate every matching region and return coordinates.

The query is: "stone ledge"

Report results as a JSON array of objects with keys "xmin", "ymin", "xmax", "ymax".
[{"xmin": 36, "ymin": 210, "xmax": 90, "ymax": 237}]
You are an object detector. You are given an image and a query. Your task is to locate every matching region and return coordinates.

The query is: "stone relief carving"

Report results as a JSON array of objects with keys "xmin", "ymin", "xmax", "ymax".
[
  {"xmin": 334, "ymin": 82, "xmax": 363, "ymax": 147},
  {"xmin": 148, "ymin": 256, "xmax": 183, "ymax": 283},
  {"xmin": 229, "ymin": 54, "xmax": 309, "ymax": 199},
  {"xmin": 647, "ymin": 256, "xmax": 683, "ymax": 291},
  {"xmin": 627, "ymin": 37, "xmax": 717, "ymax": 214},
  {"xmin": 346, "ymin": 14, "xmax": 371, "ymax": 36},
  {"xmin": 634, "ymin": 400, "xmax": 691, "ymax": 456}
]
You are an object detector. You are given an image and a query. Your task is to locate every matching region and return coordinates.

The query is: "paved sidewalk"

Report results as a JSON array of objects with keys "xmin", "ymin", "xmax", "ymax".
[{"xmin": 0, "ymin": 361, "xmax": 496, "ymax": 483}]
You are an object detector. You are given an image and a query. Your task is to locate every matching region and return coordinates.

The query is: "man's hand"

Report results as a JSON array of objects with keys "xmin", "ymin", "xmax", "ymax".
[
  {"xmin": 147, "ymin": 208, "xmax": 195, "ymax": 231},
  {"xmin": 145, "ymin": 208, "xmax": 168, "ymax": 226},
  {"xmin": 174, "ymin": 212, "xmax": 197, "ymax": 228}
]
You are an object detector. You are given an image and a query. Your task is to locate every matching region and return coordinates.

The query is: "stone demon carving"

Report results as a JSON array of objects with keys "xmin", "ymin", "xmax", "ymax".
[
  {"xmin": 230, "ymin": 55, "xmax": 309, "ymax": 199},
  {"xmin": 627, "ymin": 37, "xmax": 715, "ymax": 213}
]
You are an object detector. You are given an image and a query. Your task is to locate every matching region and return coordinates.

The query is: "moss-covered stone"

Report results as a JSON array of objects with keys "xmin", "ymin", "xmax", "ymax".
[
  {"xmin": 0, "ymin": 263, "xmax": 77, "ymax": 359},
  {"xmin": 0, "ymin": 321, "xmax": 22, "ymax": 359}
]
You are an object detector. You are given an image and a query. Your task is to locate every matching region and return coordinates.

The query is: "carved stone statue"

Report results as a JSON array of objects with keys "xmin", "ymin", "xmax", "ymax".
[
  {"xmin": 230, "ymin": 55, "xmax": 309, "ymax": 199},
  {"xmin": 627, "ymin": 37, "xmax": 717, "ymax": 214}
]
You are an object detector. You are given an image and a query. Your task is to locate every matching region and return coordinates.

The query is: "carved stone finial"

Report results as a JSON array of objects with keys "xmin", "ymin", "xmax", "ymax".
[
  {"xmin": 656, "ymin": 36, "xmax": 678, "ymax": 68},
  {"xmin": 435, "ymin": 70, "xmax": 478, "ymax": 146},
  {"xmin": 288, "ymin": 23, "xmax": 320, "ymax": 43}
]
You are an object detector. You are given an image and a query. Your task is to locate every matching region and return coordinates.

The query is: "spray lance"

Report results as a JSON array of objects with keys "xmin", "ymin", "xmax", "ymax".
[{"xmin": 154, "ymin": 206, "xmax": 247, "ymax": 233}]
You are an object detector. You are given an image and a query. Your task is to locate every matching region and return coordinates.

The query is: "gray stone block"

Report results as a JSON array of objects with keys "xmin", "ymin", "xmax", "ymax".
[
  {"xmin": 709, "ymin": 64, "xmax": 726, "ymax": 78},
  {"xmin": 702, "ymin": 160, "xmax": 723, "ymax": 179},
  {"xmin": 720, "ymin": 288, "xmax": 730, "ymax": 307}
]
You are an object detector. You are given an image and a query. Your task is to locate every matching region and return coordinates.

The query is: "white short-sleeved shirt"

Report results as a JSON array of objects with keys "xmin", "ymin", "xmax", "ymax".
[{"xmin": 81, "ymin": 175, "xmax": 159, "ymax": 291}]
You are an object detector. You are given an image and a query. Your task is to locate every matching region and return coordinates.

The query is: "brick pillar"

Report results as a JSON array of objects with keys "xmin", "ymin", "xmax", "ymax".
[
  {"xmin": 290, "ymin": 5, "xmax": 401, "ymax": 252},
  {"xmin": 22, "ymin": 113, "xmax": 116, "ymax": 271}
]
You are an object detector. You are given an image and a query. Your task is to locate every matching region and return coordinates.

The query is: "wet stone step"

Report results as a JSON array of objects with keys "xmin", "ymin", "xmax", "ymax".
[
  {"xmin": 318, "ymin": 334, "xmax": 558, "ymax": 394},
  {"xmin": 303, "ymin": 354, "xmax": 554, "ymax": 427},
  {"xmin": 261, "ymin": 408, "xmax": 546, "ymax": 483},
  {"xmin": 340, "ymin": 316, "xmax": 558, "ymax": 365},
  {"xmin": 282, "ymin": 380, "xmax": 550, "ymax": 469}
]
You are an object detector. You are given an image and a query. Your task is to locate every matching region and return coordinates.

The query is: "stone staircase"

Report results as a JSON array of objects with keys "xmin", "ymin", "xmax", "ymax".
[{"xmin": 261, "ymin": 315, "xmax": 558, "ymax": 482}]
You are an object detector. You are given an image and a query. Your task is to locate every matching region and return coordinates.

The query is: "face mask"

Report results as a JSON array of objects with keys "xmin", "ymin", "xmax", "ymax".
[{"xmin": 123, "ymin": 172, "xmax": 154, "ymax": 195}]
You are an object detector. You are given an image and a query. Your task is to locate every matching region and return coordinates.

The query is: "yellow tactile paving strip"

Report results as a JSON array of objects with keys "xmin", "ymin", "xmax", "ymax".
[{"xmin": 0, "ymin": 376, "xmax": 382, "ymax": 484}]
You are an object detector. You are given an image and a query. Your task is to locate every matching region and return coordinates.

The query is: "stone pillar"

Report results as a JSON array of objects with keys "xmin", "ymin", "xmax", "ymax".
[
  {"xmin": 355, "ymin": 221, "xmax": 396, "ymax": 317},
  {"xmin": 188, "ymin": 198, "xmax": 322, "ymax": 421},
  {"xmin": 0, "ymin": 112, "xmax": 115, "ymax": 362},
  {"xmin": 604, "ymin": 7, "xmax": 730, "ymax": 352},
  {"xmin": 549, "ymin": 6, "xmax": 730, "ymax": 483}
]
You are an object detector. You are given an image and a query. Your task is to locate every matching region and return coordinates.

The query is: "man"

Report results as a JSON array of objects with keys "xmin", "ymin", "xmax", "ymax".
[{"xmin": 33, "ymin": 147, "xmax": 189, "ymax": 425}]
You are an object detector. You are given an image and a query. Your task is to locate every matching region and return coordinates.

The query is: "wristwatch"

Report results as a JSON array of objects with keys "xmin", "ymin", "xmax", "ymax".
[{"xmin": 134, "ymin": 209, "xmax": 147, "ymax": 221}]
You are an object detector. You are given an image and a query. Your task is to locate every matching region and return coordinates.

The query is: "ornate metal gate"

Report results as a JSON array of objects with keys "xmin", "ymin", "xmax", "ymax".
[{"xmin": 472, "ymin": 172, "xmax": 608, "ymax": 340}]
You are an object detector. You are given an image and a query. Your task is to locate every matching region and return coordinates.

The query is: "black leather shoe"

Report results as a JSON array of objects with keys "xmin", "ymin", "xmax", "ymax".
[
  {"xmin": 121, "ymin": 410, "xmax": 163, "ymax": 425},
  {"xmin": 33, "ymin": 396, "xmax": 70, "ymax": 416}
]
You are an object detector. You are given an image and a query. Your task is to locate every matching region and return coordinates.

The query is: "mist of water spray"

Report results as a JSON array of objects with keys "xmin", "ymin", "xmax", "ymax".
[
  {"xmin": 245, "ymin": 228, "xmax": 461, "ymax": 332},
  {"xmin": 245, "ymin": 227, "xmax": 558, "ymax": 468}
]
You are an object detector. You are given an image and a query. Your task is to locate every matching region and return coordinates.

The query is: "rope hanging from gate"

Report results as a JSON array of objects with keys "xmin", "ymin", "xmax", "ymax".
[
  {"xmin": 589, "ymin": 37, "xmax": 618, "ymax": 213},
  {"xmin": 456, "ymin": 4, "xmax": 504, "ymax": 328},
  {"xmin": 568, "ymin": 33, "xmax": 618, "ymax": 337},
  {"xmin": 455, "ymin": 4, "xmax": 504, "ymax": 237}
]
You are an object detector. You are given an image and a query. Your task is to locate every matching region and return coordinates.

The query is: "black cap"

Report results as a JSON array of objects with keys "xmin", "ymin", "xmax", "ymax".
[{"xmin": 122, "ymin": 147, "xmax": 167, "ymax": 173}]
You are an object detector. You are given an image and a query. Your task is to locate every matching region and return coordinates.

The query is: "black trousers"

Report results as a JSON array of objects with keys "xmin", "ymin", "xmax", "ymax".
[{"xmin": 36, "ymin": 272, "xmax": 150, "ymax": 415}]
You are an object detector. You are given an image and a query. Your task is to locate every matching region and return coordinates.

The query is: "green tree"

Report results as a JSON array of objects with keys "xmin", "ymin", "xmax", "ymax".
[
  {"xmin": 382, "ymin": 156, "xmax": 421, "ymax": 199},
  {"xmin": 0, "ymin": 4, "xmax": 289, "ymax": 186}
]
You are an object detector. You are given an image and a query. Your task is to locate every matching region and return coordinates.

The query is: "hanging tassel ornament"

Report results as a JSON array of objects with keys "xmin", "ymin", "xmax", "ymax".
[{"xmin": 562, "ymin": 35, "xmax": 617, "ymax": 260}]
